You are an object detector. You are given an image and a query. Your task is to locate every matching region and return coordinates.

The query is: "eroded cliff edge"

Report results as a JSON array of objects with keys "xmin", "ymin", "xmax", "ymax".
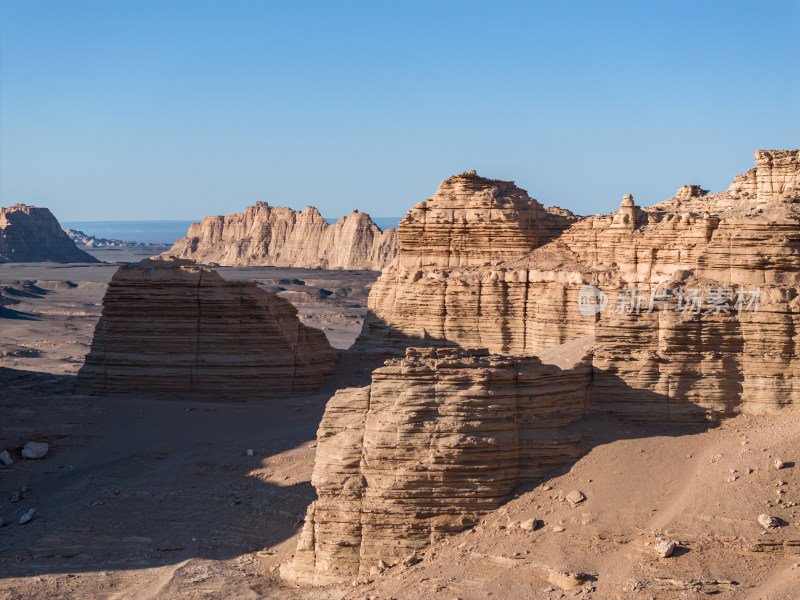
[
  {"xmin": 283, "ymin": 150, "xmax": 800, "ymax": 585},
  {"xmin": 356, "ymin": 150, "xmax": 800, "ymax": 416},
  {"xmin": 161, "ymin": 203, "xmax": 398, "ymax": 270}
]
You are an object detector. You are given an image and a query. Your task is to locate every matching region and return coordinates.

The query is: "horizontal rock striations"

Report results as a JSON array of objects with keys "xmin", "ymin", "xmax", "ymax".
[
  {"xmin": 356, "ymin": 172, "xmax": 575, "ymax": 354},
  {"xmin": 76, "ymin": 258, "xmax": 336, "ymax": 396},
  {"xmin": 0, "ymin": 204, "xmax": 99, "ymax": 263},
  {"xmin": 161, "ymin": 203, "xmax": 398, "ymax": 270},
  {"xmin": 281, "ymin": 150, "xmax": 800, "ymax": 587},
  {"xmin": 281, "ymin": 347, "xmax": 590, "ymax": 585},
  {"xmin": 355, "ymin": 150, "xmax": 800, "ymax": 417}
]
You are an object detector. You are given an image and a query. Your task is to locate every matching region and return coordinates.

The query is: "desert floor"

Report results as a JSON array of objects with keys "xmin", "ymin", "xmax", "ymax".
[{"xmin": 1, "ymin": 252, "xmax": 798, "ymax": 599}]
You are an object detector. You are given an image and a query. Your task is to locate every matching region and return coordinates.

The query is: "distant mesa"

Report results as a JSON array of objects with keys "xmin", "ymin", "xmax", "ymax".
[
  {"xmin": 76, "ymin": 257, "xmax": 337, "ymax": 396},
  {"xmin": 64, "ymin": 229, "xmax": 159, "ymax": 248},
  {"xmin": 0, "ymin": 204, "xmax": 99, "ymax": 263},
  {"xmin": 160, "ymin": 202, "xmax": 399, "ymax": 270}
]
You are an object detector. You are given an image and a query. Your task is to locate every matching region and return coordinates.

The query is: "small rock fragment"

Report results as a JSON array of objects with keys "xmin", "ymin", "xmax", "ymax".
[
  {"xmin": 775, "ymin": 459, "xmax": 785, "ymax": 470},
  {"xmin": 655, "ymin": 540, "xmax": 676, "ymax": 558},
  {"xmin": 10, "ymin": 492, "xmax": 21, "ymax": 503},
  {"xmin": 19, "ymin": 508, "xmax": 36, "ymax": 525},
  {"xmin": 552, "ymin": 525, "xmax": 566, "ymax": 532},
  {"xmin": 21, "ymin": 442, "xmax": 49, "ymax": 460},
  {"xmin": 519, "ymin": 518, "xmax": 539, "ymax": 531},
  {"xmin": 758, "ymin": 514, "xmax": 779, "ymax": 529},
  {"xmin": 0, "ymin": 450, "xmax": 13, "ymax": 466},
  {"xmin": 246, "ymin": 449, "xmax": 255, "ymax": 456},
  {"xmin": 566, "ymin": 490, "xmax": 586, "ymax": 506}
]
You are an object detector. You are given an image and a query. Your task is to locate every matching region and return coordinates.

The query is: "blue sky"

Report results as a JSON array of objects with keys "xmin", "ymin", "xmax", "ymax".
[{"xmin": 1, "ymin": 0, "xmax": 798, "ymax": 222}]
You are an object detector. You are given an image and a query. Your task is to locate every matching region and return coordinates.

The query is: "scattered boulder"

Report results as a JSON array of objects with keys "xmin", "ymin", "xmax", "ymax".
[
  {"xmin": 552, "ymin": 525, "xmax": 566, "ymax": 533},
  {"xmin": 775, "ymin": 458, "xmax": 785, "ymax": 470},
  {"xmin": 19, "ymin": 508, "xmax": 36, "ymax": 525},
  {"xmin": 547, "ymin": 569, "xmax": 587, "ymax": 590},
  {"xmin": 566, "ymin": 490, "xmax": 586, "ymax": 506},
  {"xmin": 21, "ymin": 441, "xmax": 49, "ymax": 460},
  {"xmin": 0, "ymin": 450, "xmax": 13, "ymax": 466},
  {"xmin": 758, "ymin": 514, "xmax": 780, "ymax": 530},
  {"xmin": 655, "ymin": 540, "xmax": 677, "ymax": 558},
  {"xmin": 519, "ymin": 518, "xmax": 539, "ymax": 531}
]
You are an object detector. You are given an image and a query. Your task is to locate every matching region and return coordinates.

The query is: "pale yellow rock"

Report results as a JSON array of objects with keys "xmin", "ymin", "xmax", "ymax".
[{"xmin": 161, "ymin": 203, "xmax": 397, "ymax": 270}]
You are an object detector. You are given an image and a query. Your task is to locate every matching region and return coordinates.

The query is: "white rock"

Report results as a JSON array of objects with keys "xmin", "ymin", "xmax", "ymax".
[
  {"xmin": 19, "ymin": 508, "xmax": 36, "ymax": 525},
  {"xmin": 566, "ymin": 490, "xmax": 586, "ymax": 506},
  {"xmin": 758, "ymin": 514, "xmax": 779, "ymax": 529},
  {"xmin": 775, "ymin": 458, "xmax": 785, "ymax": 470},
  {"xmin": 21, "ymin": 442, "xmax": 49, "ymax": 460},
  {"xmin": 519, "ymin": 518, "xmax": 539, "ymax": 531},
  {"xmin": 0, "ymin": 450, "xmax": 13, "ymax": 466},
  {"xmin": 655, "ymin": 540, "xmax": 676, "ymax": 557}
]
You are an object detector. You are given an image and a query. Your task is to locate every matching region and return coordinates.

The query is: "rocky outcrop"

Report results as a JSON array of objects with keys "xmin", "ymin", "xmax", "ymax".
[
  {"xmin": 76, "ymin": 258, "xmax": 336, "ymax": 396},
  {"xmin": 355, "ymin": 150, "xmax": 800, "ymax": 417},
  {"xmin": 355, "ymin": 172, "xmax": 574, "ymax": 354},
  {"xmin": 0, "ymin": 205, "xmax": 99, "ymax": 263},
  {"xmin": 65, "ymin": 229, "xmax": 157, "ymax": 248},
  {"xmin": 281, "ymin": 347, "xmax": 590, "ymax": 585},
  {"xmin": 160, "ymin": 203, "xmax": 398, "ymax": 270}
]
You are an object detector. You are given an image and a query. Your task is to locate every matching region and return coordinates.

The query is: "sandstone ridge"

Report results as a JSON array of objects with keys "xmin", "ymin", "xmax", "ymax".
[
  {"xmin": 77, "ymin": 257, "xmax": 337, "ymax": 395},
  {"xmin": 0, "ymin": 204, "xmax": 99, "ymax": 263},
  {"xmin": 356, "ymin": 150, "xmax": 800, "ymax": 418},
  {"xmin": 160, "ymin": 202, "xmax": 398, "ymax": 270}
]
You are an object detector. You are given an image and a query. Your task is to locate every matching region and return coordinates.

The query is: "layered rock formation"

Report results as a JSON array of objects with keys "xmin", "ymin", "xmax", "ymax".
[
  {"xmin": 0, "ymin": 204, "xmax": 99, "ymax": 263},
  {"xmin": 161, "ymin": 203, "xmax": 398, "ymax": 270},
  {"xmin": 283, "ymin": 150, "xmax": 800, "ymax": 586},
  {"xmin": 281, "ymin": 347, "xmax": 590, "ymax": 585},
  {"xmin": 77, "ymin": 258, "xmax": 336, "ymax": 395},
  {"xmin": 355, "ymin": 150, "xmax": 800, "ymax": 417}
]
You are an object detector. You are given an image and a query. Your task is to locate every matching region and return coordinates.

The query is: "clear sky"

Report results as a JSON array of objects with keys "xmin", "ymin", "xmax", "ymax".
[{"xmin": 1, "ymin": 0, "xmax": 798, "ymax": 222}]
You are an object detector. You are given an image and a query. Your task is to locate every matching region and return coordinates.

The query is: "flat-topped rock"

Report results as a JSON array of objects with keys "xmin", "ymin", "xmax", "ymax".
[{"xmin": 77, "ymin": 257, "xmax": 336, "ymax": 396}]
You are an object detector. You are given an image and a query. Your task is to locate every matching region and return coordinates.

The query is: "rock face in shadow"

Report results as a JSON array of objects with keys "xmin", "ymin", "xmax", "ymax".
[
  {"xmin": 0, "ymin": 204, "xmax": 99, "ymax": 263},
  {"xmin": 355, "ymin": 150, "xmax": 800, "ymax": 417},
  {"xmin": 281, "ymin": 347, "xmax": 590, "ymax": 585},
  {"xmin": 76, "ymin": 258, "xmax": 336, "ymax": 396},
  {"xmin": 161, "ymin": 202, "xmax": 398, "ymax": 270}
]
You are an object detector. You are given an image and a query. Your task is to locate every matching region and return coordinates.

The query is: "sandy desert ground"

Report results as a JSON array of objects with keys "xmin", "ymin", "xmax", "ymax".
[{"xmin": 1, "ymin": 251, "xmax": 798, "ymax": 599}]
